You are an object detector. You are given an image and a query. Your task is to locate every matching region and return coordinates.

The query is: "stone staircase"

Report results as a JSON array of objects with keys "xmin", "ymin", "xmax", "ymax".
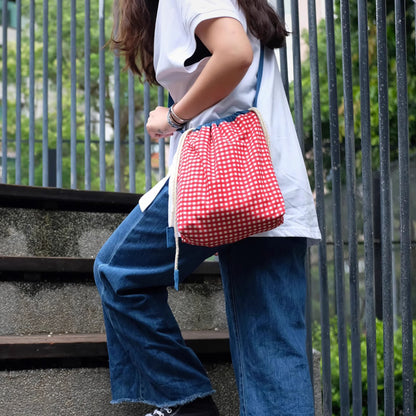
[
  {"xmin": 0, "ymin": 184, "xmax": 322, "ymax": 416},
  {"xmin": 0, "ymin": 184, "xmax": 238, "ymax": 416}
]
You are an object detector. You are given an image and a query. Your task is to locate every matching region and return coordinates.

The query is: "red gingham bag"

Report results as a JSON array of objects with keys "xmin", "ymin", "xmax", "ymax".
[
  {"xmin": 169, "ymin": 48, "xmax": 285, "ymax": 288},
  {"xmin": 174, "ymin": 107, "xmax": 285, "ymax": 247}
]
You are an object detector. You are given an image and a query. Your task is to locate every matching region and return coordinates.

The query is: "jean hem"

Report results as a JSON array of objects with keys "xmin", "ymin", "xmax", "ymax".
[
  {"xmin": 276, "ymin": 413, "xmax": 314, "ymax": 416},
  {"xmin": 110, "ymin": 389, "xmax": 215, "ymax": 408}
]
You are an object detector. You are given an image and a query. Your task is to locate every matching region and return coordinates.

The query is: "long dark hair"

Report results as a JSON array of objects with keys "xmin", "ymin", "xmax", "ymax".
[{"xmin": 110, "ymin": 0, "xmax": 288, "ymax": 85}]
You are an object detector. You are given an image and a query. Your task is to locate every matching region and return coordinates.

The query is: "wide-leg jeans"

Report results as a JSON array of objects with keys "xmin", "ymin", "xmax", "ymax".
[{"xmin": 93, "ymin": 182, "xmax": 314, "ymax": 415}]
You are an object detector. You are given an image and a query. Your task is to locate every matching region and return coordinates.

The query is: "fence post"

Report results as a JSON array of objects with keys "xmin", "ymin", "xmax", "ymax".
[
  {"xmin": 84, "ymin": 0, "xmax": 91, "ymax": 191},
  {"xmin": 340, "ymin": 0, "xmax": 362, "ymax": 413},
  {"xmin": 1, "ymin": 0, "xmax": 8, "ymax": 184},
  {"xmin": 15, "ymin": 0, "xmax": 22, "ymax": 185},
  {"xmin": 29, "ymin": 0, "xmax": 35, "ymax": 186},
  {"xmin": 48, "ymin": 148, "xmax": 57, "ymax": 188},
  {"xmin": 395, "ymin": 0, "xmax": 414, "ymax": 413},
  {"xmin": 42, "ymin": 0, "xmax": 49, "ymax": 187},
  {"xmin": 276, "ymin": 0, "xmax": 289, "ymax": 101},
  {"xmin": 56, "ymin": 0, "xmax": 63, "ymax": 188},
  {"xmin": 307, "ymin": 0, "xmax": 332, "ymax": 413},
  {"xmin": 99, "ymin": 0, "xmax": 106, "ymax": 191},
  {"xmin": 128, "ymin": 71, "xmax": 136, "ymax": 193},
  {"xmin": 373, "ymin": 171, "xmax": 383, "ymax": 321},
  {"xmin": 324, "ymin": 0, "xmax": 350, "ymax": 413}
]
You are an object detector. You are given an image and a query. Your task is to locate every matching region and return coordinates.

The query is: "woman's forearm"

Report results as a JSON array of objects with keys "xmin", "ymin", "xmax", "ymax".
[
  {"xmin": 173, "ymin": 17, "xmax": 253, "ymax": 120},
  {"xmin": 173, "ymin": 47, "xmax": 253, "ymax": 120}
]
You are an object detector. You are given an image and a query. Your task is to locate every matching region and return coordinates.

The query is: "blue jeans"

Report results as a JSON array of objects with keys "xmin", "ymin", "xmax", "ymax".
[{"xmin": 94, "ymin": 182, "xmax": 314, "ymax": 415}]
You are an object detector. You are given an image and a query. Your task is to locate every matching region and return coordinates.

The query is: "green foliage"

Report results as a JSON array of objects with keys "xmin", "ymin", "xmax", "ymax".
[
  {"xmin": 2, "ymin": 0, "xmax": 160, "ymax": 192},
  {"xmin": 293, "ymin": 0, "xmax": 416, "ymax": 190},
  {"xmin": 312, "ymin": 318, "xmax": 416, "ymax": 415}
]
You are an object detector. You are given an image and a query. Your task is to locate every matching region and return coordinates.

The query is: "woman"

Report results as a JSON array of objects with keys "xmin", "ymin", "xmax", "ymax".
[{"xmin": 94, "ymin": 1, "xmax": 321, "ymax": 415}]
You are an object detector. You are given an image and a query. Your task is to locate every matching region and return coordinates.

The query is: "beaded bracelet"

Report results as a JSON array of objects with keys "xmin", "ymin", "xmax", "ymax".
[{"xmin": 167, "ymin": 107, "xmax": 185, "ymax": 130}]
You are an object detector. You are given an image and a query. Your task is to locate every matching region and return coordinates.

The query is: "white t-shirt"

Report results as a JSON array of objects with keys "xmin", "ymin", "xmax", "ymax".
[{"xmin": 140, "ymin": 0, "xmax": 321, "ymax": 243}]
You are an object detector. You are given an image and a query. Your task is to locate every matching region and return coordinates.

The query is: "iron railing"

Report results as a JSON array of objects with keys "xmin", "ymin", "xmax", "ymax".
[{"xmin": 0, "ymin": 1, "xmax": 415, "ymax": 415}]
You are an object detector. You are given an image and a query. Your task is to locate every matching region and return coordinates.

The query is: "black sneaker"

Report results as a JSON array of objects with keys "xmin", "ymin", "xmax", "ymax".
[{"xmin": 145, "ymin": 396, "xmax": 219, "ymax": 416}]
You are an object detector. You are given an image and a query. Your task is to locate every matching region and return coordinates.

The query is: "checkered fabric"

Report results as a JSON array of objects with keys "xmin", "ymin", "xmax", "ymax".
[{"xmin": 175, "ymin": 109, "xmax": 285, "ymax": 247}]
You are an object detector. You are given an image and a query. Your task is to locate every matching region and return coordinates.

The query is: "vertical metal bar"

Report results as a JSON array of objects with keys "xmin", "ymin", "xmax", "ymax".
[
  {"xmin": 99, "ymin": 0, "xmax": 106, "ymax": 191},
  {"xmin": 42, "ymin": 0, "xmax": 49, "ymax": 186},
  {"xmin": 128, "ymin": 70, "xmax": 136, "ymax": 193},
  {"xmin": 324, "ymin": 0, "xmax": 350, "ymax": 413},
  {"xmin": 47, "ymin": 148, "xmax": 56, "ymax": 187},
  {"xmin": 112, "ymin": 0, "xmax": 120, "ymax": 192},
  {"xmin": 2, "ymin": 0, "xmax": 8, "ymax": 183},
  {"xmin": 357, "ymin": 0, "xmax": 384, "ymax": 413},
  {"xmin": 339, "ymin": 1, "xmax": 362, "ymax": 414},
  {"xmin": 114, "ymin": 55, "xmax": 121, "ymax": 192},
  {"xmin": 84, "ymin": 0, "xmax": 91, "ymax": 190},
  {"xmin": 290, "ymin": 0, "xmax": 311, "ymax": 378},
  {"xmin": 290, "ymin": 0, "xmax": 304, "ymax": 150},
  {"xmin": 144, "ymin": 81, "xmax": 152, "ymax": 191},
  {"xmin": 395, "ymin": 1, "xmax": 413, "ymax": 414},
  {"xmin": 56, "ymin": 0, "xmax": 63, "ymax": 188},
  {"xmin": 307, "ymin": 0, "xmax": 332, "ymax": 414},
  {"xmin": 374, "ymin": 1, "xmax": 391, "ymax": 414},
  {"xmin": 29, "ymin": 0, "xmax": 35, "ymax": 186},
  {"xmin": 158, "ymin": 86, "xmax": 166, "ymax": 180},
  {"xmin": 373, "ymin": 171, "xmax": 383, "ymax": 319},
  {"xmin": 70, "ymin": 0, "xmax": 77, "ymax": 189},
  {"xmin": 276, "ymin": 0, "xmax": 289, "ymax": 101},
  {"xmin": 15, "ymin": 0, "xmax": 22, "ymax": 185}
]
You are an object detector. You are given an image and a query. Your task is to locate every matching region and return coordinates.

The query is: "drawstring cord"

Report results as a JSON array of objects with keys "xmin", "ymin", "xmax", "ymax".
[{"xmin": 170, "ymin": 129, "xmax": 191, "ymax": 290}]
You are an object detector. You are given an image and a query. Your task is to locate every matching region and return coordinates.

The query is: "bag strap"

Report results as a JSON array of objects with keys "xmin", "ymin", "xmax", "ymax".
[
  {"xmin": 168, "ymin": 93, "xmax": 174, "ymax": 108},
  {"xmin": 253, "ymin": 45, "xmax": 265, "ymax": 107},
  {"xmin": 168, "ymin": 44, "xmax": 265, "ymax": 109}
]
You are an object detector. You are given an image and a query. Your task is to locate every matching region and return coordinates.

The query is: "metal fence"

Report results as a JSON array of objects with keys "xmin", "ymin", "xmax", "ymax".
[{"xmin": 0, "ymin": 0, "xmax": 415, "ymax": 415}]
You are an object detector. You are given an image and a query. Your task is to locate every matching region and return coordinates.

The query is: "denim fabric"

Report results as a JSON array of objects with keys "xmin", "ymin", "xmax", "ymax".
[
  {"xmin": 218, "ymin": 238, "xmax": 314, "ymax": 415},
  {"xmin": 94, "ymin": 181, "xmax": 314, "ymax": 415}
]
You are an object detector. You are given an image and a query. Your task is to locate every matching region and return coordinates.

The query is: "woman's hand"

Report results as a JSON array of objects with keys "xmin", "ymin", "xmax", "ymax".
[{"xmin": 146, "ymin": 106, "xmax": 177, "ymax": 139}]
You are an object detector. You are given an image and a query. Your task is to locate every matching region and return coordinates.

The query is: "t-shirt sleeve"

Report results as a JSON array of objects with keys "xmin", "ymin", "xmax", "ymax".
[{"xmin": 176, "ymin": 0, "xmax": 245, "ymax": 37}]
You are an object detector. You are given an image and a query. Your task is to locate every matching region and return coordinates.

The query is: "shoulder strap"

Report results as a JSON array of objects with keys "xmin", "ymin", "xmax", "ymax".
[
  {"xmin": 253, "ymin": 45, "xmax": 265, "ymax": 108},
  {"xmin": 168, "ymin": 93, "xmax": 174, "ymax": 108}
]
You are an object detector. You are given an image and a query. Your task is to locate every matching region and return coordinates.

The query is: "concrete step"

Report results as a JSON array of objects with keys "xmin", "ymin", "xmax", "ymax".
[
  {"xmin": 0, "ymin": 349, "xmax": 322, "ymax": 416},
  {"xmin": 0, "ymin": 184, "xmax": 140, "ymax": 212},
  {"xmin": 0, "ymin": 332, "xmax": 230, "ymax": 361},
  {"xmin": 0, "ymin": 256, "xmax": 227, "ymax": 336},
  {"xmin": 0, "ymin": 256, "xmax": 219, "ymax": 283},
  {"xmin": 0, "ymin": 338, "xmax": 323, "ymax": 416},
  {"xmin": 0, "ymin": 206, "xmax": 126, "ymax": 258},
  {"xmin": 0, "ymin": 364, "xmax": 239, "ymax": 416},
  {"xmin": 0, "ymin": 184, "xmax": 139, "ymax": 258}
]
